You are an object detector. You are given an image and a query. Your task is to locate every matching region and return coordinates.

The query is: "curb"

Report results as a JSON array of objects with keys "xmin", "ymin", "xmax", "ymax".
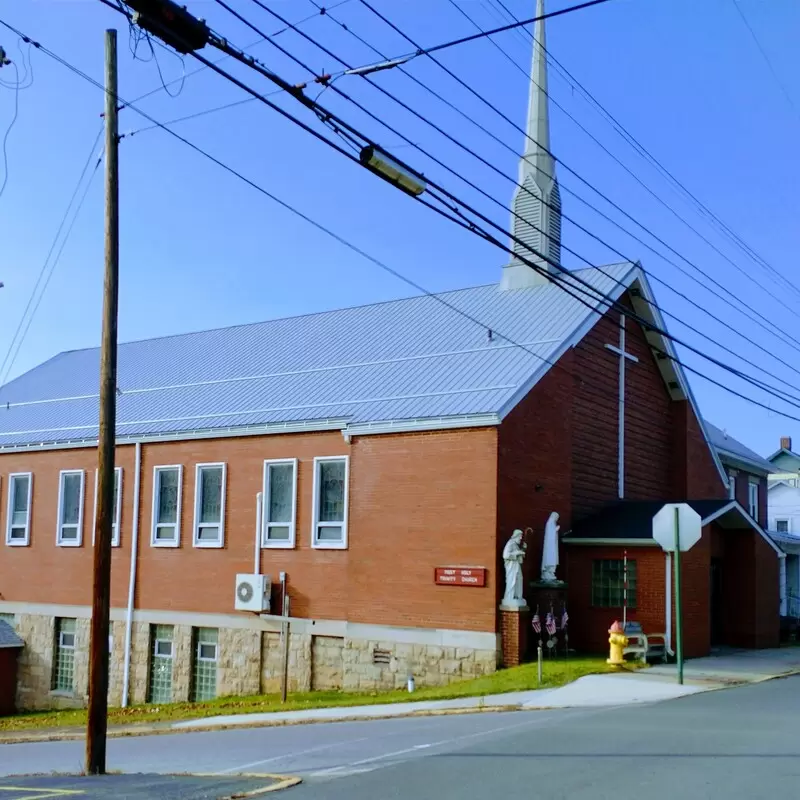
[{"xmin": 0, "ymin": 704, "xmax": 523, "ymax": 745}]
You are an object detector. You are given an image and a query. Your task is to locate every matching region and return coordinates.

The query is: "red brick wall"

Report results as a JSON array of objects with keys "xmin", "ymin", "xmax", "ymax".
[
  {"xmin": 497, "ymin": 355, "xmax": 574, "ymax": 601},
  {"xmin": 0, "ymin": 649, "xmax": 19, "ymax": 715},
  {"xmin": 672, "ymin": 401, "xmax": 727, "ymax": 501},
  {"xmin": 733, "ymin": 471, "xmax": 768, "ymax": 527},
  {"xmin": 0, "ymin": 428, "xmax": 499, "ymax": 634},
  {"xmin": 571, "ymin": 297, "xmax": 674, "ymax": 519}
]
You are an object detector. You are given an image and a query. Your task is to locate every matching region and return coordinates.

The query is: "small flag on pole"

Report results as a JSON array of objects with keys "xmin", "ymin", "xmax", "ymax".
[
  {"xmin": 561, "ymin": 606, "xmax": 569, "ymax": 630},
  {"xmin": 532, "ymin": 608, "xmax": 541, "ymax": 633},
  {"xmin": 545, "ymin": 612, "xmax": 556, "ymax": 636}
]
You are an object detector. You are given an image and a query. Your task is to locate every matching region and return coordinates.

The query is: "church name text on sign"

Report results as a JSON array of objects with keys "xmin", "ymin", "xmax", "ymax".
[{"xmin": 434, "ymin": 567, "xmax": 487, "ymax": 587}]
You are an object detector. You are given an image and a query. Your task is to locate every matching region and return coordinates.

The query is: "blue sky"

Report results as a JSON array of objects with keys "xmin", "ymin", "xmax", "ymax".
[{"xmin": 0, "ymin": 0, "xmax": 798, "ymax": 456}]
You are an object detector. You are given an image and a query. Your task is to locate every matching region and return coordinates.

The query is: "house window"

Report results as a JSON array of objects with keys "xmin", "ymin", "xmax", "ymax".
[
  {"xmin": 6, "ymin": 472, "xmax": 32, "ymax": 546},
  {"xmin": 152, "ymin": 466, "xmax": 182, "ymax": 547},
  {"xmin": 52, "ymin": 618, "xmax": 77, "ymax": 693},
  {"xmin": 592, "ymin": 559, "xmax": 637, "ymax": 609},
  {"xmin": 93, "ymin": 468, "xmax": 122, "ymax": 547},
  {"xmin": 193, "ymin": 464, "xmax": 226, "ymax": 547},
  {"xmin": 57, "ymin": 471, "xmax": 85, "ymax": 546},
  {"xmin": 748, "ymin": 482, "xmax": 759, "ymax": 521},
  {"xmin": 312, "ymin": 456, "xmax": 349, "ymax": 548},
  {"xmin": 728, "ymin": 473, "xmax": 736, "ymax": 500},
  {"xmin": 262, "ymin": 459, "xmax": 297, "ymax": 548},
  {"xmin": 191, "ymin": 627, "xmax": 218, "ymax": 702},
  {"xmin": 147, "ymin": 624, "xmax": 174, "ymax": 704},
  {"xmin": 776, "ymin": 519, "xmax": 790, "ymax": 534}
]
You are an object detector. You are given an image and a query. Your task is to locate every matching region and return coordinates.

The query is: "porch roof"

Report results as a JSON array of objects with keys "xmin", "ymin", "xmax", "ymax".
[
  {"xmin": 0, "ymin": 621, "xmax": 23, "ymax": 650},
  {"xmin": 564, "ymin": 499, "xmax": 782, "ymax": 555}
]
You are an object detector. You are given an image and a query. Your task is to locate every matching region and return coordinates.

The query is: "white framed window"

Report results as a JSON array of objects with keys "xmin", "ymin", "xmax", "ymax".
[
  {"xmin": 311, "ymin": 456, "xmax": 349, "ymax": 549},
  {"xmin": 728, "ymin": 472, "xmax": 736, "ymax": 500},
  {"xmin": 93, "ymin": 467, "xmax": 123, "ymax": 547},
  {"xmin": 262, "ymin": 459, "xmax": 297, "ymax": 548},
  {"xmin": 748, "ymin": 481, "xmax": 759, "ymax": 520},
  {"xmin": 151, "ymin": 465, "xmax": 183, "ymax": 547},
  {"xmin": 6, "ymin": 472, "xmax": 32, "ymax": 546},
  {"xmin": 56, "ymin": 470, "xmax": 85, "ymax": 546},
  {"xmin": 776, "ymin": 519, "xmax": 791, "ymax": 534},
  {"xmin": 193, "ymin": 463, "xmax": 226, "ymax": 548}
]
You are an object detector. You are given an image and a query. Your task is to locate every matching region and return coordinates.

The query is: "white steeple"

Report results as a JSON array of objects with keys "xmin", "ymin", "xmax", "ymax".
[{"xmin": 500, "ymin": 0, "xmax": 562, "ymax": 290}]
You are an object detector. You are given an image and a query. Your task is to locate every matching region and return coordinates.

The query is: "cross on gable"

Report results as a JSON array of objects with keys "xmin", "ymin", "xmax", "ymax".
[{"xmin": 605, "ymin": 314, "xmax": 639, "ymax": 499}]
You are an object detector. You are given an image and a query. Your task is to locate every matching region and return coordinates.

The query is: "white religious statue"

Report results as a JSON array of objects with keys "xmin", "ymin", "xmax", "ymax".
[
  {"xmin": 540, "ymin": 511, "xmax": 561, "ymax": 584},
  {"xmin": 502, "ymin": 529, "xmax": 527, "ymax": 606}
]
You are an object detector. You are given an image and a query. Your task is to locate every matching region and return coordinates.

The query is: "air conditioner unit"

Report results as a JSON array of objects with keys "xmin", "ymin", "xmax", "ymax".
[{"xmin": 234, "ymin": 573, "xmax": 271, "ymax": 612}]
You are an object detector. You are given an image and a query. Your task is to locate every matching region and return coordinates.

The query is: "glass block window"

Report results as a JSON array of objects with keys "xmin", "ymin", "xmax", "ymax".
[
  {"xmin": 312, "ymin": 457, "xmax": 348, "ymax": 547},
  {"xmin": 57, "ymin": 471, "xmax": 84, "ymax": 546},
  {"xmin": 93, "ymin": 468, "xmax": 123, "ymax": 547},
  {"xmin": 147, "ymin": 624, "xmax": 174, "ymax": 704},
  {"xmin": 152, "ymin": 466, "xmax": 182, "ymax": 546},
  {"xmin": 263, "ymin": 460, "xmax": 296, "ymax": 547},
  {"xmin": 191, "ymin": 627, "xmax": 218, "ymax": 702},
  {"xmin": 52, "ymin": 617, "xmax": 77, "ymax": 692},
  {"xmin": 193, "ymin": 464, "xmax": 226, "ymax": 547},
  {"xmin": 592, "ymin": 559, "xmax": 637, "ymax": 609},
  {"xmin": 7, "ymin": 473, "xmax": 32, "ymax": 545}
]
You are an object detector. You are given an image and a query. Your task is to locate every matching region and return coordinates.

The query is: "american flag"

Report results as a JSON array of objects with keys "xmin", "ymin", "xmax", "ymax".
[
  {"xmin": 532, "ymin": 610, "xmax": 541, "ymax": 633},
  {"xmin": 545, "ymin": 612, "xmax": 556, "ymax": 636},
  {"xmin": 561, "ymin": 607, "xmax": 569, "ymax": 629}
]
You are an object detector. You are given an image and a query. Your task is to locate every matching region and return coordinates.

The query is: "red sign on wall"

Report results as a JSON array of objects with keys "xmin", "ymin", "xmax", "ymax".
[{"xmin": 434, "ymin": 567, "xmax": 487, "ymax": 587}]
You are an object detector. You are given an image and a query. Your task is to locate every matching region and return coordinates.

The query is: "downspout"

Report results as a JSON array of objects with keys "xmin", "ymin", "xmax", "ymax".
[
  {"xmin": 121, "ymin": 440, "xmax": 142, "ymax": 708},
  {"xmin": 665, "ymin": 551, "xmax": 675, "ymax": 656},
  {"xmin": 254, "ymin": 491, "xmax": 263, "ymax": 575}
]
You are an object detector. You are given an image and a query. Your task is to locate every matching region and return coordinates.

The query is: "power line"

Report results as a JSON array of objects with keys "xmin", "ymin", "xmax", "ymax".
[
  {"xmin": 231, "ymin": 0, "xmax": 800, "ymax": 401},
  {"xmin": 731, "ymin": 0, "xmax": 799, "ymax": 120},
  {"xmin": 16, "ymin": 12, "xmax": 800, "ymax": 426},
  {"xmin": 372, "ymin": 0, "xmax": 800, "ymax": 322},
  {"xmin": 0, "ymin": 133, "xmax": 103, "ymax": 385},
  {"xmin": 302, "ymin": 0, "xmax": 800, "ymax": 377},
  {"xmin": 123, "ymin": 5, "xmax": 800, "ymax": 415},
  {"xmin": 0, "ymin": 60, "xmax": 21, "ymax": 200},
  {"xmin": 472, "ymin": 0, "xmax": 800, "ymax": 304}
]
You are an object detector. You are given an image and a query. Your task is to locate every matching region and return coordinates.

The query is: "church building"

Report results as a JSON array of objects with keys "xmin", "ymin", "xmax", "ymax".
[{"xmin": 0, "ymin": 2, "xmax": 780, "ymax": 711}]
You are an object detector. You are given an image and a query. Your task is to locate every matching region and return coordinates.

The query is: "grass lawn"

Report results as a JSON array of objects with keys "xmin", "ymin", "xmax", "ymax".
[{"xmin": 0, "ymin": 656, "xmax": 624, "ymax": 733}]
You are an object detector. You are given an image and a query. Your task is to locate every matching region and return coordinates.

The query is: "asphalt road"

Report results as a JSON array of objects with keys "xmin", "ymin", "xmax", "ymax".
[{"xmin": 3, "ymin": 677, "xmax": 800, "ymax": 799}]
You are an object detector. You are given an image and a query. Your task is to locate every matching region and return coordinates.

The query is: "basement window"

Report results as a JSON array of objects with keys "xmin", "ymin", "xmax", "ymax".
[
  {"xmin": 193, "ymin": 463, "xmax": 226, "ymax": 548},
  {"xmin": 776, "ymin": 519, "xmax": 790, "ymax": 534},
  {"xmin": 262, "ymin": 459, "xmax": 297, "ymax": 548},
  {"xmin": 148, "ymin": 624, "xmax": 174, "ymax": 704},
  {"xmin": 6, "ymin": 472, "xmax": 32, "ymax": 546},
  {"xmin": 592, "ymin": 559, "xmax": 637, "ymax": 609},
  {"xmin": 312, "ymin": 456, "xmax": 349, "ymax": 549},
  {"xmin": 152, "ymin": 466, "xmax": 182, "ymax": 547},
  {"xmin": 52, "ymin": 617, "xmax": 76, "ymax": 693},
  {"xmin": 191, "ymin": 627, "xmax": 218, "ymax": 702},
  {"xmin": 57, "ymin": 470, "xmax": 85, "ymax": 546}
]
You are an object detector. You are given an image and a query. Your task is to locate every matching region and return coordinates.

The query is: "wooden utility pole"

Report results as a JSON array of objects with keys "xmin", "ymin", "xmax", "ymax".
[{"xmin": 86, "ymin": 28, "xmax": 119, "ymax": 777}]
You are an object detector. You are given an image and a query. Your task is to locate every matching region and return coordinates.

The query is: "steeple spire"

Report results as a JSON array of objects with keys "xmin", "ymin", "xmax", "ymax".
[{"xmin": 500, "ymin": 0, "xmax": 562, "ymax": 290}]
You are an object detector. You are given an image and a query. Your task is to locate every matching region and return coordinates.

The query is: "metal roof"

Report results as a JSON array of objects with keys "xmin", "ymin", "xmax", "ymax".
[
  {"xmin": 0, "ymin": 263, "xmax": 641, "ymax": 448},
  {"xmin": 704, "ymin": 421, "xmax": 776, "ymax": 474}
]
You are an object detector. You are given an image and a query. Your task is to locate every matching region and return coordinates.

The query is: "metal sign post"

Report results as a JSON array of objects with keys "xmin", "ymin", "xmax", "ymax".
[
  {"xmin": 673, "ymin": 506, "xmax": 683, "ymax": 685},
  {"xmin": 653, "ymin": 503, "xmax": 701, "ymax": 686}
]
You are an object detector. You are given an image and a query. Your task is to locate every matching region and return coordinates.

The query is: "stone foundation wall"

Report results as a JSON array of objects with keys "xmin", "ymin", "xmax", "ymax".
[{"xmin": 12, "ymin": 612, "xmax": 498, "ymax": 710}]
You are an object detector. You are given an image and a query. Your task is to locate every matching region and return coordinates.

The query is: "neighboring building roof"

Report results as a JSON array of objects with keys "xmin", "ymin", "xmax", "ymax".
[
  {"xmin": 704, "ymin": 421, "xmax": 776, "ymax": 475},
  {"xmin": 0, "ymin": 620, "xmax": 23, "ymax": 649},
  {"xmin": 564, "ymin": 499, "xmax": 782, "ymax": 555}
]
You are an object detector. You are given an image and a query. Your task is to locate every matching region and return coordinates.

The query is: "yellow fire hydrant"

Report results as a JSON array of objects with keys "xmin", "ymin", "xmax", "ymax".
[{"xmin": 607, "ymin": 620, "xmax": 628, "ymax": 666}]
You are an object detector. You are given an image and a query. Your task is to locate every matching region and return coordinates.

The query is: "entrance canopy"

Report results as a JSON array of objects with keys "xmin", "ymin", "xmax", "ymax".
[{"xmin": 564, "ymin": 499, "xmax": 782, "ymax": 555}]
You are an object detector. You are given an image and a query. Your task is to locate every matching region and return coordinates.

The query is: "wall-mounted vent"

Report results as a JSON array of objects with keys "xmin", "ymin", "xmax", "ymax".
[{"xmin": 372, "ymin": 648, "xmax": 391, "ymax": 665}]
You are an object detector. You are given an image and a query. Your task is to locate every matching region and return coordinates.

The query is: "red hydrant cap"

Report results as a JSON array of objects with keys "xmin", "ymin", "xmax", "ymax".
[{"xmin": 609, "ymin": 620, "xmax": 623, "ymax": 634}]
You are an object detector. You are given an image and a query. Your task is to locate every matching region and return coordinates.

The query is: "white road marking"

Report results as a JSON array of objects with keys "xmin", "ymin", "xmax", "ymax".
[
  {"xmin": 309, "ymin": 715, "xmax": 563, "ymax": 777},
  {"xmin": 213, "ymin": 736, "xmax": 374, "ymax": 775}
]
